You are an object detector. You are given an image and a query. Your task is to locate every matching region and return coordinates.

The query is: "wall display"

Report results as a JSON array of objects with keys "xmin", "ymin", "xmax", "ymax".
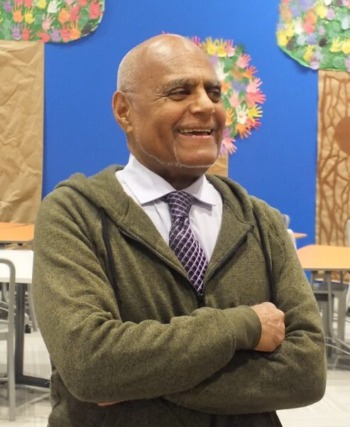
[
  {"xmin": 194, "ymin": 37, "xmax": 266, "ymax": 176},
  {"xmin": 0, "ymin": 0, "xmax": 104, "ymax": 43},
  {"xmin": 0, "ymin": 40, "xmax": 44, "ymax": 223},
  {"xmin": 193, "ymin": 37, "xmax": 266, "ymax": 175},
  {"xmin": 277, "ymin": 0, "xmax": 350, "ymax": 71},
  {"xmin": 277, "ymin": 1, "xmax": 350, "ymax": 246},
  {"xmin": 194, "ymin": 37, "xmax": 266, "ymax": 156},
  {"xmin": 316, "ymin": 70, "xmax": 350, "ymax": 245}
]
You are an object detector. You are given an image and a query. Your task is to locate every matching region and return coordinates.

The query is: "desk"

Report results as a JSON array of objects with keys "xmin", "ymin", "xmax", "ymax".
[
  {"xmin": 0, "ymin": 224, "xmax": 35, "ymax": 245},
  {"xmin": 0, "ymin": 222, "xmax": 24, "ymax": 230},
  {"xmin": 0, "ymin": 249, "xmax": 49, "ymax": 388},
  {"xmin": 293, "ymin": 232, "xmax": 307, "ymax": 240},
  {"xmin": 297, "ymin": 244, "xmax": 350, "ymax": 347}
]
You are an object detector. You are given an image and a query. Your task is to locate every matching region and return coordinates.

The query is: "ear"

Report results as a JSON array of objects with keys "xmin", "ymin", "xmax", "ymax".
[{"xmin": 112, "ymin": 91, "xmax": 132, "ymax": 133}]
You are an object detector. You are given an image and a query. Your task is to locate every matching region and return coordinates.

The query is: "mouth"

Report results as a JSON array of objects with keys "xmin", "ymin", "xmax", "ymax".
[{"xmin": 178, "ymin": 128, "xmax": 214, "ymax": 136}]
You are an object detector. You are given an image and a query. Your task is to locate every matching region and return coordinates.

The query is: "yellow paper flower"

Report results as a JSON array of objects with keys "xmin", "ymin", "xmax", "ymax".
[
  {"xmin": 342, "ymin": 39, "xmax": 350, "ymax": 55},
  {"xmin": 315, "ymin": 4, "xmax": 327, "ymax": 19},
  {"xmin": 217, "ymin": 40, "xmax": 228, "ymax": 58},
  {"xmin": 24, "ymin": 11, "xmax": 35, "ymax": 25},
  {"xmin": 303, "ymin": 45, "xmax": 314, "ymax": 62},
  {"xmin": 330, "ymin": 38, "xmax": 343, "ymax": 53},
  {"xmin": 203, "ymin": 38, "xmax": 217, "ymax": 56},
  {"xmin": 277, "ymin": 30, "xmax": 289, "ymax": 47},
  {"xmin": 248, "ymin": 106, "xmax": 262, "ymax": 120},
  {"xmin": 36, "ymin": 0, "xmax": 48, "ymax": 9},
  {"xmin": 285, "ymin": 22, "xmax": 295, "ymax": 38}
]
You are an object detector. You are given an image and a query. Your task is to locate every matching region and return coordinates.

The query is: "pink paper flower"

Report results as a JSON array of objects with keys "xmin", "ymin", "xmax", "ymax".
[{"xmin": 192, "ymin": 37, "xmax": 266, "ymax": 155}]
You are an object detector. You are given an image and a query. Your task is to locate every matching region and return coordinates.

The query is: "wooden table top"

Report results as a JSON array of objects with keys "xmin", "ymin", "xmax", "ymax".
[
  {"xmin": 293, "ymin": 232, "xmax": 307, "ymax": 239},
  {"xmin": 297, "ymin": 244, "xmax": 350, "ymax": 271},
  {"xmin": 0, "ymin": 222, "xmax": 24, "ymax": 229},
  {"xmin": 0, "ymin": 224, "xmax": 35, "ymax": 244}
]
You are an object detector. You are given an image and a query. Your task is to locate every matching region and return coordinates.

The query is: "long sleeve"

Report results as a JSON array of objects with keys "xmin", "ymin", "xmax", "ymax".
[
  {"xmin": 164, "ymin": 204, "xmax": 327, "ymax": 414},
  {"xmin": 32, "ymin": 180, "xmax": 263, "ymax": 405},
  {"xmin": 33, "ymin": 169, "xmax": 326, "ymax": 423}
]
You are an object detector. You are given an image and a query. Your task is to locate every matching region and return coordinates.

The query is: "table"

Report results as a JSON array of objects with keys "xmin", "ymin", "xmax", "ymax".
[
  {"xmin": 0, "ymin": 224, "xmax": 35, "ymax": 245},
  {"xmin": 297, "ymin": 244, "xmax": 350, "ymax": 349},
  {"xmin": 293, "ymin": 232, "xmax": 307, "ymax": 240},
  {"xmin": 0, "ymin": 222, "xmax": 24, "ymax": 229},
  {"xmin": 0, "ymin": 249, "xmax": 49, "ymax": 388}
]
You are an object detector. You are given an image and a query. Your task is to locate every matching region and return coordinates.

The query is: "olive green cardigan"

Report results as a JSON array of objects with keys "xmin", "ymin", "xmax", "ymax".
[{"xmin": 33, "ymin": 166, "xmax": 326, "ymax": 427}]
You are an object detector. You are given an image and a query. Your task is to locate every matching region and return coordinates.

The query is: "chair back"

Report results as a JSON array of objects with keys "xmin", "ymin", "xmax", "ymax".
[
  {"xmin": 345, "ymin": 219, "xmax": 350, "ymax": 247},
  {"xmin": 280, "ymin": 213, "xmax": 290, "ymax": 228},
  {"xmin": 0, "ymin": 258, "xmax": 16, "ymax": 421}
]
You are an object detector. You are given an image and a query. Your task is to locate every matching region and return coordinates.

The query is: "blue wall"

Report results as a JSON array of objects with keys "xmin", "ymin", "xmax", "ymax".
[{"xmin": 44, "ymin": 0, "xmax": 318, "ymax": 244}]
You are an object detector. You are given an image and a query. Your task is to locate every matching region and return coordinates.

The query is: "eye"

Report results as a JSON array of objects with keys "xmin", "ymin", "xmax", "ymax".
[
  {"xmin": 207, "ymin": 88, "xmax": 222, "ymax": 103},
  {"xmin": 167, "ymin": 88, "xmax": 190, "ymax": 100}
]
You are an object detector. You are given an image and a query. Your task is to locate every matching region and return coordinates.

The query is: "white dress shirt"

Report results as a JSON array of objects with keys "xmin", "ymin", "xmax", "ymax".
[{"xmin": 116, "ymin": 155, "xmax": 222, "ymax": 260}]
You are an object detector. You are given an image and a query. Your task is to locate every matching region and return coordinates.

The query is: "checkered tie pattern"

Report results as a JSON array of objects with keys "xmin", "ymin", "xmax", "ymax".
[{"xmin": 165, "ymin": 191, "xmax": 208, "ymax": 294}]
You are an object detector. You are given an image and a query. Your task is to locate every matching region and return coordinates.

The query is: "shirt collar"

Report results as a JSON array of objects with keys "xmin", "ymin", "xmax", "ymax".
[{"xmin": 119, "ymin": 155, "xmax": 218, "ymax": 207}]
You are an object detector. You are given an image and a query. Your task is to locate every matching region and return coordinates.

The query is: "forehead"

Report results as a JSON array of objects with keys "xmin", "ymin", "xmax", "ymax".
[{"xmin": 146, "ymin": 49, "xmax": 219, "ymax": 89}]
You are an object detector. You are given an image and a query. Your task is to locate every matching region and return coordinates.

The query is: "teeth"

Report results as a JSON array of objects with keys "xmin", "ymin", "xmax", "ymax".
[{"xmin": 179, "ymin": 129, "xmax": 212, "ymax": 135}]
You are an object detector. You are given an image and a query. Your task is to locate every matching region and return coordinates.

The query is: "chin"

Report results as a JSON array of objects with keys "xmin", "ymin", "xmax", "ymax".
[
  {"xmin": 176, "ymin": 160, "xmax": 217, "ymax": 172},
  {"xmin": 181, "ymin": 145, "xmax": 218, "ymax": 161},
  {"xmin": 183, "ymin": 153, "xmax": 219, "ymax": 168}
]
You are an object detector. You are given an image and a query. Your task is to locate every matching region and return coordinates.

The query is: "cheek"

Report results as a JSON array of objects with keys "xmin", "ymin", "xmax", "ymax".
[{"xmin": 217, "ymin": 106, "xmax": 227, "ymax": 127}]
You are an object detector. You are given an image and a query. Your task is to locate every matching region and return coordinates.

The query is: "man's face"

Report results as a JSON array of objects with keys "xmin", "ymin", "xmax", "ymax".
[{"xmin": 115, "ymin": 42, "xmax": 226, "ymax": 187}]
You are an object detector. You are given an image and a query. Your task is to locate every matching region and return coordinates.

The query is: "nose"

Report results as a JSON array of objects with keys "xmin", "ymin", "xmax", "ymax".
[{"xmin": 188, "ymin": 88, "xmax": 215, "ymax": 115}]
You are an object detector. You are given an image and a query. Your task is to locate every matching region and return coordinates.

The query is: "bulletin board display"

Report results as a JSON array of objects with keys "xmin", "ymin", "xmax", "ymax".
[
  {"xmin": 0, "ymin": 40, "xmax": 44, "ymax": 223},
  {"xmin": 0, "ymin": 0, "xmax": 104, "ymax": 43}
]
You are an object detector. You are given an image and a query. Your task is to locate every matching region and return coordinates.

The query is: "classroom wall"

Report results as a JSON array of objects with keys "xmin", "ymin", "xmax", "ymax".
[{"xmin": 43, "ymin": 0, "xmax": 318, "ymax": 244}]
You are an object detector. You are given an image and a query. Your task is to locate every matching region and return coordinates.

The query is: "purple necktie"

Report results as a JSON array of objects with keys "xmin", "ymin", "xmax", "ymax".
[{"xmin": 165, "ymin": 191, "xmax": 208, "ymax": 294}]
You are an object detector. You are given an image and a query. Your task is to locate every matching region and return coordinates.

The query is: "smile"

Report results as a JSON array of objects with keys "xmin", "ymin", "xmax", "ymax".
[{"xmin": 178, "ymin": 128, "xmax": 214, "ymax": 136}]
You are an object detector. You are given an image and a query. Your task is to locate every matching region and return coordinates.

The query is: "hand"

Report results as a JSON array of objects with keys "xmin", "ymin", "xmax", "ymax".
[{"xmin": 251, "ymin": 302, "xmax": 285, "ymax": 352}]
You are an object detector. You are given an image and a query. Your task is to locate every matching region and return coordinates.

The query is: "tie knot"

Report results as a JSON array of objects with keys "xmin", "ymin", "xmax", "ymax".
[{"xmin": 165, "ymin": 191, "xmax": 194, "ymax": 219}]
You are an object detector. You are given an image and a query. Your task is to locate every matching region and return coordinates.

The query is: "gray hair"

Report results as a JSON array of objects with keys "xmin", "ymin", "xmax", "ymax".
[{"xmin": 116, "ymin": 47, "xmax": 141, "ymax": 92}]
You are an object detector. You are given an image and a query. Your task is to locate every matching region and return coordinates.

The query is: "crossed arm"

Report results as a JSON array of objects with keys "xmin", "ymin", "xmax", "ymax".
[{"xmin": 33, "ymin": 191, "xmax": 326, "ymax": 415}]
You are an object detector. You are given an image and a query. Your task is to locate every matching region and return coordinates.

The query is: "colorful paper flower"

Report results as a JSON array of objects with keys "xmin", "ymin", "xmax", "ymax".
[
  {"xmin": 0, "ymin": 0, "xmax": 104, "ymax": 43},
  {"xmin": 194, "ymin": 37, "xmax": 266, "ymax": 155},
  {"xmin": 277, "ymin": 0, "xmax": 350, "ymax": 70}
]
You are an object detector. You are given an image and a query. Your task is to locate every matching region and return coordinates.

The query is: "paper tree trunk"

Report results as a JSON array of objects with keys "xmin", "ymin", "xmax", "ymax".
[{"xmin": 316, "ymin": 70, "xmax": 350, "ymax": 246}]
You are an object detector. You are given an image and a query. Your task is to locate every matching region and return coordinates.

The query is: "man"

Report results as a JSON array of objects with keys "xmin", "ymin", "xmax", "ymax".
[{"xmin": 33, "ymin": 34, "xmax": 326, "ymax": 427}]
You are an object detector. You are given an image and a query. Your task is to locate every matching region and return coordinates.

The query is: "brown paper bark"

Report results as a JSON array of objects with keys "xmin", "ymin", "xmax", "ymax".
[
  {"xmin": 207, "ymin": 154, "xmax": 229, "ymax": 177},
  {"xmin": 0, "ymin": 41, "xmax": 44, "ymax": 224},
  {"xmin": 316, "ymin": 70, "xmax": 350, "ymax": 246}
]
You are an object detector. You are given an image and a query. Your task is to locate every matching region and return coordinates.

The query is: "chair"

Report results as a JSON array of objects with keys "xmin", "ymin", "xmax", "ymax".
[
  {"xmin": 311, "ymin": 219, "xmax": 350, "ymax": 343},
  {"xmin": 345, "ymin": 220, "xmax": 350, "ymax": 313},
  {"xmin": 311, "ymin": 276, "xmax": 348, "ymax": 342},
  {"xmin": 0, "ymin": 258, "xmax": 16, "ymax": 421},
  {"xmin": 1, "ymin": 267, "xmax": 37, "ymax": 333}
]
